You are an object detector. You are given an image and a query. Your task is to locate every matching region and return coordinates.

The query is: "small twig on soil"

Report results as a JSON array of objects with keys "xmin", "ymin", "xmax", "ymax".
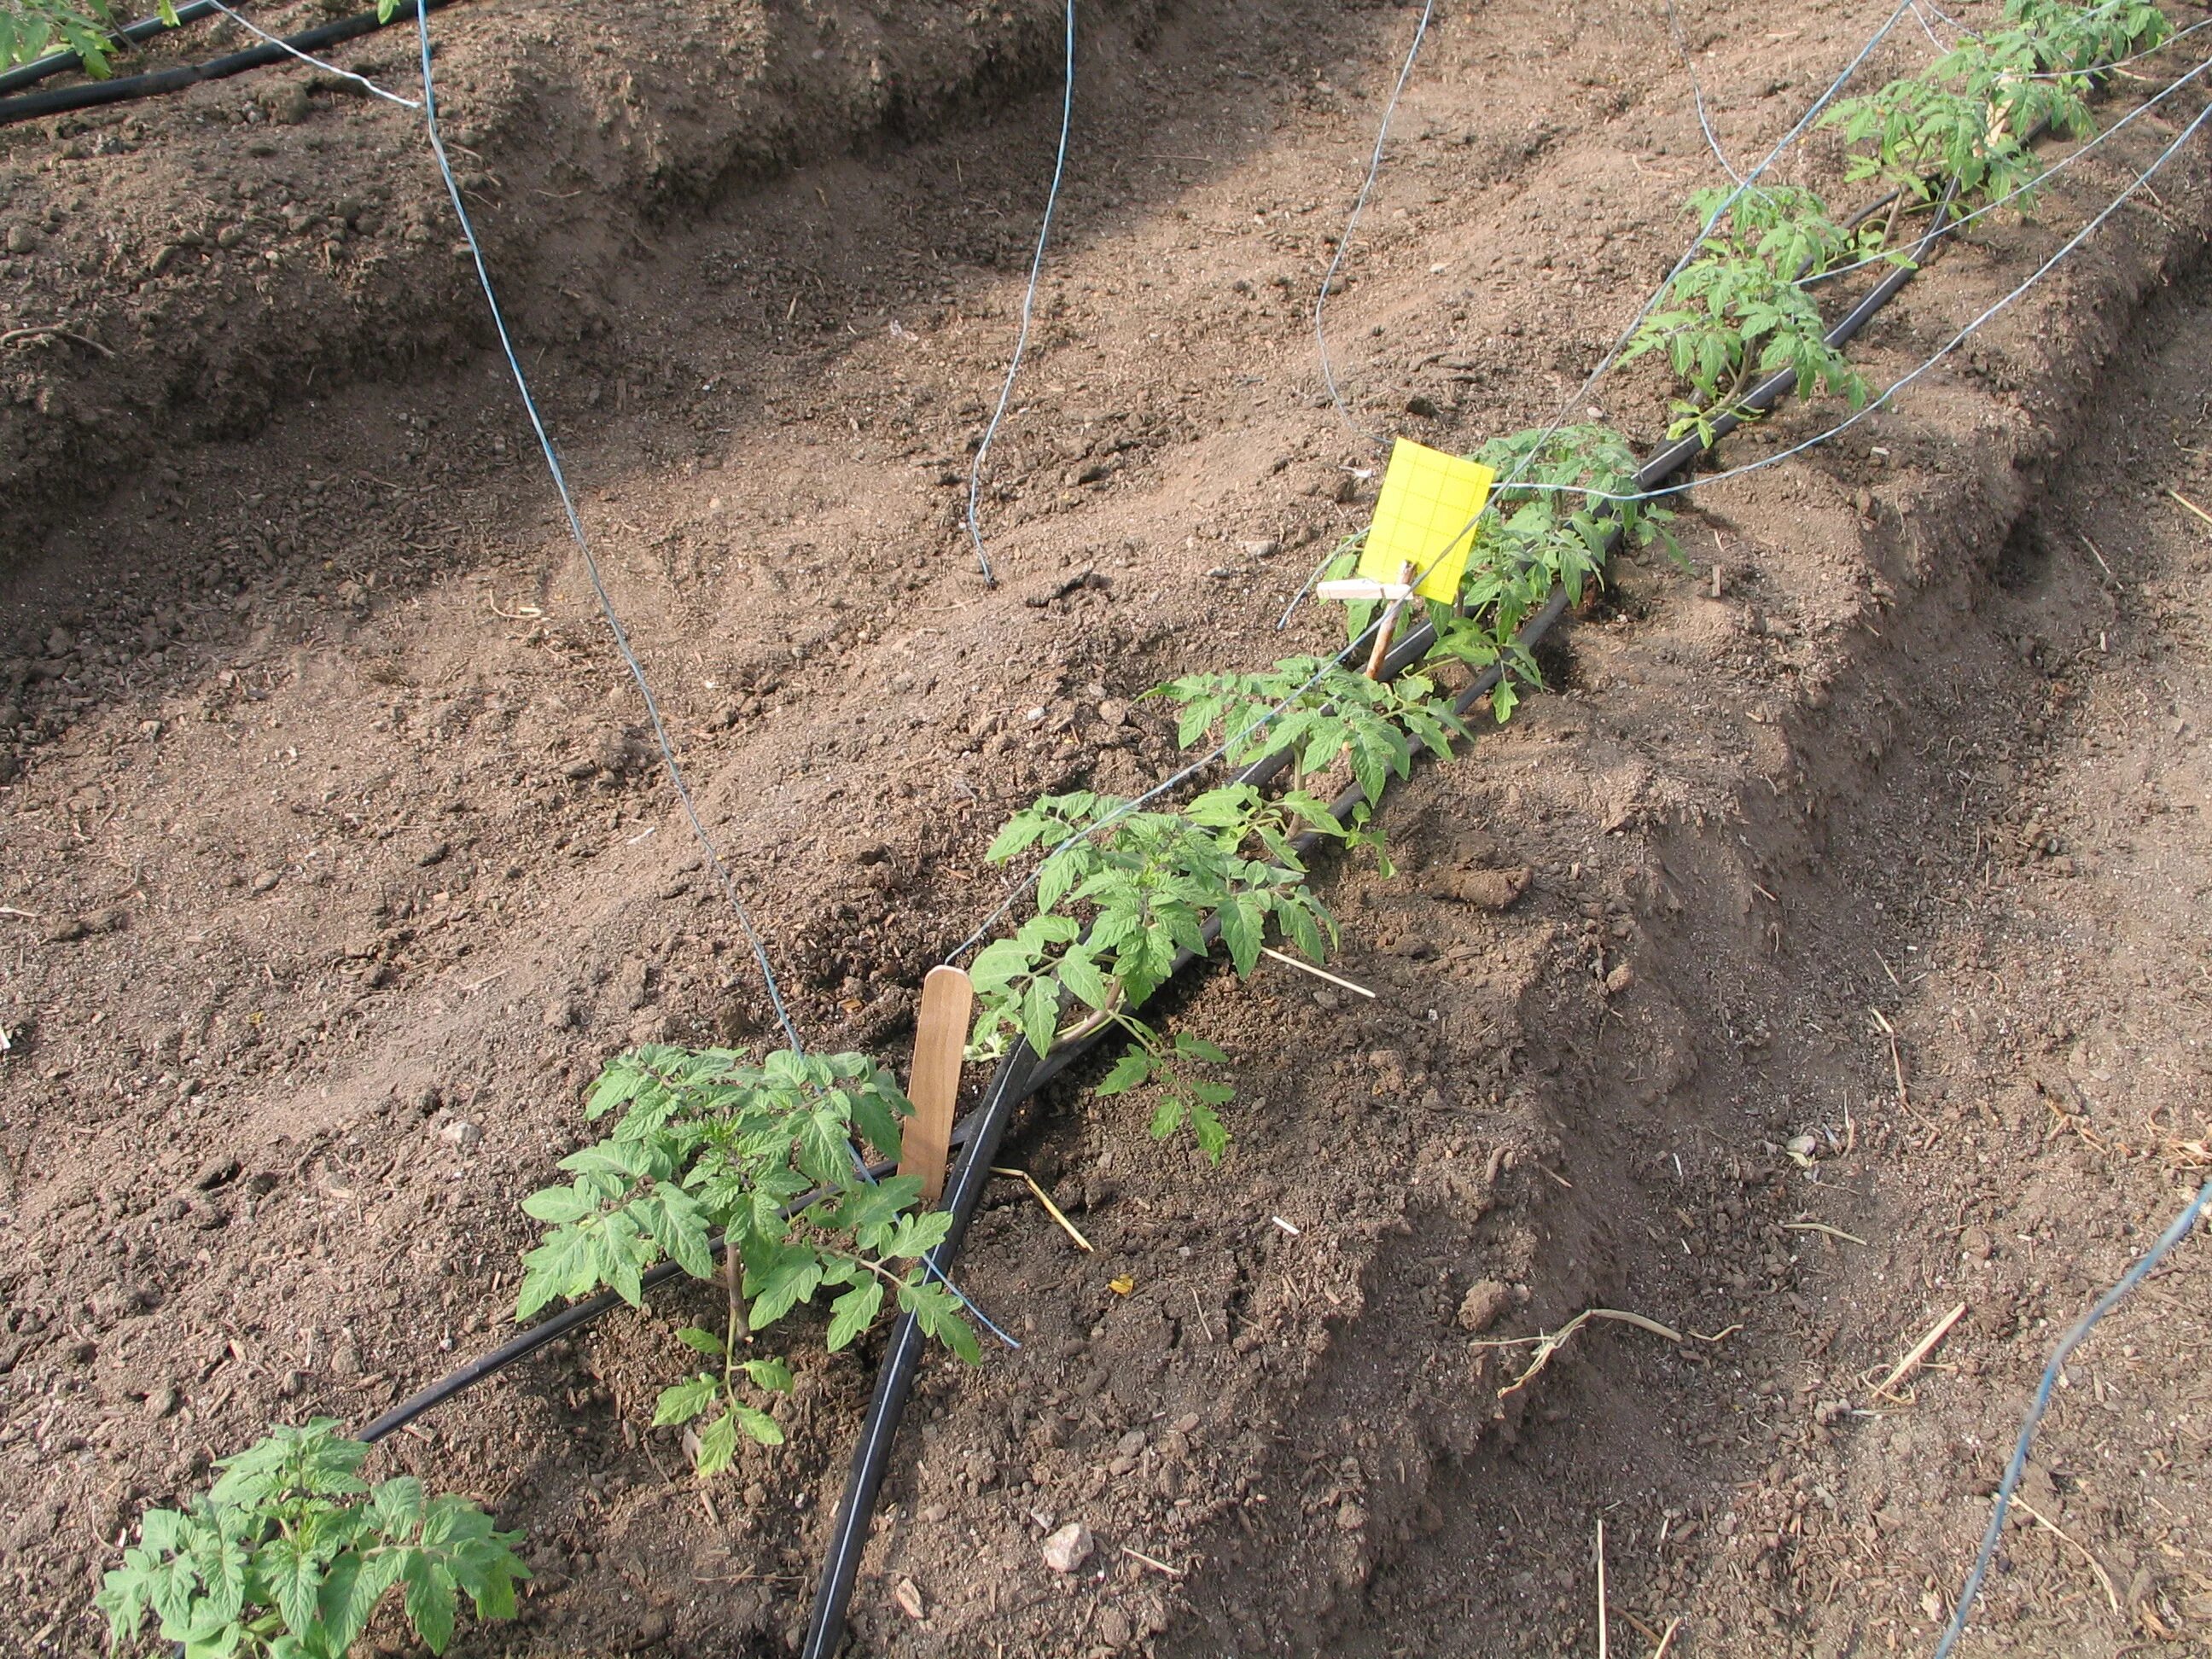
[
  {"xmin": 1874, "ymin": 951, "xmax": 1902, "ymax": 991},
  {"xmin": 2079, "ymin": 533, "xmax": 2119, "ymax": 584},
  {"xmin": 1122, "ymin": 1545, "xmax": 1185, "ymax": 1579},
  {"xmin": 2010, "ymin": 1497, "xmax": 2122, "ymax": 1612},
  {"xmin": 2169, "ymin": 487, "xmax": 2212, "ymax": 533},
  {"xmin": 0, "ymin": 323, "xmax": 113, "ymax": 358},
  {"xmin": 1487, "ymin": 1308, "xmax": 1691, "ymax": 1398},
  {"xmin": 1594, "ymin": 1518, "xmax": 1610, "ymax": 1659},
  {"xmin": 0, "ymin": 906, "xmax": 39, "ymax": 920},
  {"xmin": 1271, "ymin": 1215, "xmax": 1303, "ymax": 1237},
  {"xmin": 1650, "ymin": 1617, "xmax": 1684, "ymax": 1659},
  {"xmin": 1868, "ymin": 1007, "xmax": 1912, "ymax": 1114},
  {"xmin": 484, "ymin": 594, "xmax": 544, "ymax": 620},
  {"xmin": 1869, "ymin": 1301, "xmax": 1966, "ymax": 1401},
  {"xmin": 1188, "ymin": 1288, "xmax": 1213, "ymax": 1344},
  {"xmin": 1260, "ymin": 946, "xmax": 1376, "ymax": 998},
  {"xmin": 1783, "ymin": 1220, "xmax": 1869, "ymax": 1247},
  {"xmin": 990, "ymin": 1166, "xmax": 1093, "ymax": 1252}
]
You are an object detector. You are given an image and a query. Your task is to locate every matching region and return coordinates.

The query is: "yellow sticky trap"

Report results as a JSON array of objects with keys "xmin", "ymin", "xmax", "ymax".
[{"xmin": 1358, "ymin": 438, "xmax": 1497, "ymax": 603}]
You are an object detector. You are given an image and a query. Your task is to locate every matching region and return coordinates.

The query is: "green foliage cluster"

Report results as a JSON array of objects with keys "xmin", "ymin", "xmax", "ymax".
[
  {"xmin": 515, "ymin": 1045, "xmax": 977, "ymax": 1470},
  {"xmin": 1, "ymin": 0, "xmax": 134, "ymax": 76},
  {"xmin": 1823, "ymin": 0, "xmax": 2167, "ymax": 212},
  {"xmin": 1623, "ymin": 187, "xmax": 1871, "ymax": 445},
  {"xmin": 96, "ymin": 1421, "xmax": 525, "ymax": 1659},
  {"xmin": 971, "ymin": 779, "xmax": 1364, "ymax": 1157},
  {"xmin": 1441, "ymin": 424, "xmax": 1679, "ymax": 716}
]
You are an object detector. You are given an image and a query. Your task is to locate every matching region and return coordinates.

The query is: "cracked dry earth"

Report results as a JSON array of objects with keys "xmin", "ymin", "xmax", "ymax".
[{"xmin": 2, "ymin": 0, "xmax": 2210, "ymax": 1655}]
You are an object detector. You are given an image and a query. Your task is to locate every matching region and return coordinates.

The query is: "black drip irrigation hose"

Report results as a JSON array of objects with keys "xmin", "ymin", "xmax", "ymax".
[
  {"xmin": 320, "ymin": 167, "xmax": 1976, "ymax": 1650},
  {"xmin": 795, "ymin": 186, "xmax": 1974, "ymax": 1659},
  {"xmin": 0, "ymin": 0, "xmax": 223, "ymax": 97},
  {"xmin": 352, "ymin": 1143, "xmax": 978, "ymax": 1445},
  {"xmin": 0, "ymin": 0, "xmax": 454, "ymax": 126}
]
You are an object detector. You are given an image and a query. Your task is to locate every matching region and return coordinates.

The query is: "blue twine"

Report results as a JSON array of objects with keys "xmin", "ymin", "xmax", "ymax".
[
  {"xmin": 1934, "ymin": 1179, "xmax": 2211, "ymax": 1656},
  {"xmin": 1314, "ymin": 0, "xmax": 1437, "ymax": 451},
  {"xmin": 410, "ymin": 2, "xmax": 804, "ymax": 1056},
  {"xmin": 965, "ymin": 0, "xmax": 1076, "ymax": 586}
]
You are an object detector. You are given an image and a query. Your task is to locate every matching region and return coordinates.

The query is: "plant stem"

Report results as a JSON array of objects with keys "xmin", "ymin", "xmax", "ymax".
[{"xmin": 720, "ymin": 1249, "xmax": 748, "ymax": 1406}]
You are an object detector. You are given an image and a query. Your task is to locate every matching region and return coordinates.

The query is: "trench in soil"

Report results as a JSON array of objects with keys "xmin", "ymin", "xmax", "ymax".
[{"xmin": 3, "ymin": 0, "xmax": 2209, "ymax": 1655}]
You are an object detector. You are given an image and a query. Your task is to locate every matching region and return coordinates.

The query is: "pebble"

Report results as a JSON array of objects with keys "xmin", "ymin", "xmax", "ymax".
[
  {"xmin": 1457, "ymin": 1279, "xmax": 1513, "ymax": 1334},
  {"xmin": 439, "ymin": 1119, "xmax": 483, "ymax": 1149},
  {"xmin": 1097, "ymin": 1608, "xmax": 1132, "ymax": 1647},
  {"xmin": 5, "ymin": 224, "xmax": 37, "ymax": 254},
  {"xmin": 1040, "ymin": 1521, "xmax": 1093, "ymax": 1574}
]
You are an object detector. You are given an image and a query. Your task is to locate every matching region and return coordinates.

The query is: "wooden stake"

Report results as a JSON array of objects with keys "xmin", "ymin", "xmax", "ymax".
[
  {"xmin": 900, "ymin": 965, "xmax": 973, "ymax": 1205},
  {"xmin": 1364, "ymin": 561, "xmax": 1419, "ymax": 678}
]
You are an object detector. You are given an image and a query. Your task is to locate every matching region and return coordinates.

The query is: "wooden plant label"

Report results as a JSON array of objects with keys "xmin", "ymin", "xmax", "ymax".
[{"xmin": 899, "ymin": 965, "xmax": 973, "ymax": 1206}]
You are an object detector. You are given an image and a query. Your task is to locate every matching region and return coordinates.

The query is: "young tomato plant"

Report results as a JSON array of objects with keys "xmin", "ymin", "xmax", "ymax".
[
  {"xmin": 972, "ymin": 783, "xmax": 1351, "ymax": 1159},
  {"xmin": 96, "ymin": 1420, "xmax": 526, "ymax": 1659},
  {"xmin": 516, "ymin": 1045, "xmax": 975, "ymax": 1471},
  {"xmin": 1821, "ymin": 31, "xmax": 2093, "ymax": 213},
  {"xmin": 1622, "ymin": 189, "xmax": 1867, "ymax": 446},
  {"xmin": 2003, "ymin": 0, "xmax": 2168, "ymax": 72},
  {"xmin": 1359, "ymin": 424, "xmax": 1674, "ymax": 720},
  {"xmin": 1150, "ymin": 655, "xmax": 1467, "ymax": 805}
]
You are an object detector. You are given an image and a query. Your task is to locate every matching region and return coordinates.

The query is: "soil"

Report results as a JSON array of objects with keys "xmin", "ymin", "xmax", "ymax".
[{"xmin": 3, "ymin": 0, "xmax": 2209, "ymax": 1656}]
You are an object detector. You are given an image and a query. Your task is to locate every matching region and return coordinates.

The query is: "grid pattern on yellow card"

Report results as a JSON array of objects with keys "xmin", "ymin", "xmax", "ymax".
[{"xmin": 1358, "ymin": 439, "xmax": 1497, "ymax": 603}]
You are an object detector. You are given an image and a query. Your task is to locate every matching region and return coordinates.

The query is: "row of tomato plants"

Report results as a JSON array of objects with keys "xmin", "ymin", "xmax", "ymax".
[{"xmin": 94, "ymin": 1, "xmax": 2180, "ymax": 1650}]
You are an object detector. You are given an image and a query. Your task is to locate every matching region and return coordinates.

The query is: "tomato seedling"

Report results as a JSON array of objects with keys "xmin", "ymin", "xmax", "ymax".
[
  {"xmin": 517, "ymin": 1045, "xmax": 976, "ymax": 1470},
  {"xmin": 96, "ymin": 1420, "xmax": 525, "ymax": 1658}
]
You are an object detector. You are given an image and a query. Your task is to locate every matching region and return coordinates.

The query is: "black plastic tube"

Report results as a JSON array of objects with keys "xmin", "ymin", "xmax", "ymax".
[
  {"xmin": 795, "ymin": 178, "xmax": 1976, "ymax": 1659},
  {"xmin": 800, "ymin": 1046, "xmax": 1039, "ymax": 1657},
  {"xmin": 0, "ymin": 0, "xmax": 455, "ymax": 126},
  {"xmin": 356, "ymin": 1144, "xmax": 953, "ymax": 1444},
  {"xmin": 0, "ymin": 0, "xmax": 222, "ymax": 97}
]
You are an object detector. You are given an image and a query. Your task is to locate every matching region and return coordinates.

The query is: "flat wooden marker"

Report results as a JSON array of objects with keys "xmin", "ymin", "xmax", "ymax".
[{"xmin": 899, "ymin": 965, "xmax": 973, "ymax": 1206}]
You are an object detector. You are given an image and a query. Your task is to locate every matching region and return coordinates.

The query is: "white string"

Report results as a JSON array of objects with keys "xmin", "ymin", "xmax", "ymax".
[
  {"xmin": 964, "ymin": 0, "xmax": 1076, "ymax": 587},
  {"xmin": 410, "ymin": 2, "xmax": 803, "ymax": 1052},
  {"xmin": 1314, "ymin": 0, "xmax": 1438, "ymax": 450},
  {"xmin": 1663, "ymin": 0, "xmax": 1748, "ymax": 184},
  {"xmin": 210, "ymin": 0, "xmax": 421, "ymax": 107}
]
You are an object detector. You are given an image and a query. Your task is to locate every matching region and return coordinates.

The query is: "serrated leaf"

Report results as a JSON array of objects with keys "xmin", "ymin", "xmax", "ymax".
[
  {"xmin": 731, "ymin": 1401, "xmax": 786, "ymax": 1446},
  {"xmin": 637, "ymin": 1182, "xmax": 714, "ymax": 1280},
  {"xmin": 693, "ymin": 1411, "xmax": 741, "ymax": 1478},
  {"xmin": 400, "ymin": 1550, "xmax": 458, "ymax": 1655},
  {"xmin": 739, "ymin": 1355, "xmax": 795, "ymax": 1393},
  {"xmin": 676, "ymin": 1324, "xmax": 726, "ymax": 1358},
  {"xmin": 654, "ymin": 1376, "xmax": 719, "ymax": 1427},
  {"xmin": 748, "ymin": 1252, "xmax": 824, "ymax": 1329},
  {"xmin": 1055, "ymin": 946, "xmax": 1111, "ymax": 1012},
  {"xmin": 1095, "ymin": 1051, "xmax": 1153, "ymax": 1097},
  {"xmin": 824, "ymin": 1279, "xmax": 885, "ymax": 1350},
  {"xmin": 259, "ymin": 1535, "xmax": 321, "ymax": 1638},
  {"xmin": 1149, "ymin": 1097, "xmax": 1186, "ymax": 1140},
  {"xmin": 1191, "ymin": 1100, "xmax": 1231, "ymax": 1163},
  {"xmin": 519, "ymin": 1184, "xmax": 599, "ymax": 1224}
]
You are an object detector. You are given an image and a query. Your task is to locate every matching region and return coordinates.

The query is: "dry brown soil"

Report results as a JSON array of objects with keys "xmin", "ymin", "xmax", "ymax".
[{"xmin": 3, "ymin": 0, "xmax": 2209, "ymax": 1656}]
